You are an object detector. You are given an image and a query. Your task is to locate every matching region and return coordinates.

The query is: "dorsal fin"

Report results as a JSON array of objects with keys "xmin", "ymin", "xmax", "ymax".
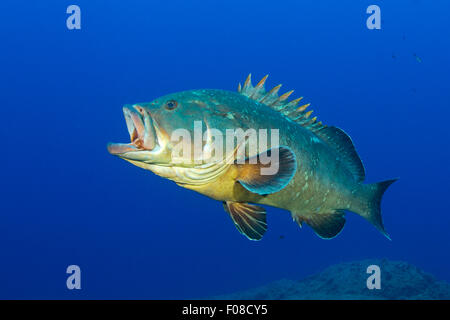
[
  {"xmin": 315, "ymin": 126, "xmax": 365, "ymax": 182},
  {"xmin": 237, "ymin": 74, "xmax": 325, "ymax": 134},
  {"xmin": 237, "ymin": 74, "xmax": 365, "ymax": 182}
]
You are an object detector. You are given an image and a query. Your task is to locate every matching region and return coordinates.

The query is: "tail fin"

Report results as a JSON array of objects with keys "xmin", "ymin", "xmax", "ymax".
[{"xmin": 354, "ymin": 179, "xmax": 398, "ymax": 240}]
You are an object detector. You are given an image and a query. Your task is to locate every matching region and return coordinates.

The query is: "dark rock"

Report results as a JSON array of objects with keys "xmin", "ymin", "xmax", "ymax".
[{"xmin": 212, "ymin": 259, "xmax": 450, "ymax": 300}]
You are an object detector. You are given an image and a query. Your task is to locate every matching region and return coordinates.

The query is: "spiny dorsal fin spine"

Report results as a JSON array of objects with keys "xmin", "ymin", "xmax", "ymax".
[
  {"xmin": 282, "ymin": 98, "xmax": 305, "ymax": 116},
  {"xmin": 267, "ymin": 84, "xmax": 282, "ymax": 97},
  {"xmin": 242, "ymin": 74, "xmax": 253, "ymax": 96},
  {"xmin": 255, "ymin": 75, "xmax": 268, "ymax": 89},
  {"xmin": 310, "ymin": 121, "xmax": 324, "ymax": 130},
  {"xmin": 277, "ymin": 90, "xmax": 294, "ymax": 103},
  {"xmin": 237, "ymin": 74, "xmax": 325, "ymax": 134},
  {"xmin": 259, "ymin": 84, "xmax": 282, "ymax": 105},
  {"xmin": 297, "ymin": 103, "xmax": 310, "ymax": 112},
  {"xmin": 250, "ymin": 74, "xmax": 268, "ymax": 99},
  {"xmin": 270, "ymin": 90, "xmax": 294, "ymax": 110},
  {"xmin": 304, "ymin": 117, "xmax": 317, "ymax": 128},
  {"xmin": 281, "ymin": 97, "xmax": 303, "ymax": 113},
  {"xmin": 296, "ymin": 110, "xmax": 313, "ymax": 123},
  {"xmin": 289, "ymin": 97, "xmax": 303, "ymax": 106},
  {"xmin": 244, "ymin": 74, "xmax": 252, "ymax": 88}
]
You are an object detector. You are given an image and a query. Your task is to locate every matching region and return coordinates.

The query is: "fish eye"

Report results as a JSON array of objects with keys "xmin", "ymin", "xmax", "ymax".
[{"xmin": 165, "ymin": 100, "xmax": 178, "ymax": 110}]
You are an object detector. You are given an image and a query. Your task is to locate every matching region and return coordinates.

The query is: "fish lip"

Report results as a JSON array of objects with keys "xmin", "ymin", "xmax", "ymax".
[
  {"xmin": 106, "ymin": 142, "xmax": 138, "ymax": 155},
  {"xmin": 107, "ymin": 105, "xmax": 158, "ymax": 157}
]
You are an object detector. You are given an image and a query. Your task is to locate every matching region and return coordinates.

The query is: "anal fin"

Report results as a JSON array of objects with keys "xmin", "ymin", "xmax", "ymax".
[
  {"xmin": 223, "ymin": 201, "xmax": 267, "ymax": 241},
  {"xmin": 295, "ymin": 210, "xmax": 346, "ymax": 239}
]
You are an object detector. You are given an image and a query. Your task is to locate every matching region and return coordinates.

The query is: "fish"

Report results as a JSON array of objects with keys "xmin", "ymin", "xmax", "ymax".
[
  {"xmin": 413, "ymin": 53, "xmax": 422, "ymax": 63},
  {"xmin": 107, "ymin": 74, "xmax": 397, "ymax": 241}
]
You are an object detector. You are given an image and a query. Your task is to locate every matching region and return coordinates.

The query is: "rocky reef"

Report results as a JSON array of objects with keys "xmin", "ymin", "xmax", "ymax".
[{"xmin": 213, "ymin": 259, "xmax": 450, "ymax": 300}]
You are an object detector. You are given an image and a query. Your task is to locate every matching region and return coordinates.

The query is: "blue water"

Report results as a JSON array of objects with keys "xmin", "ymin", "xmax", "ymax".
[{"xmin": 1, "ymin": 0, "xmax": 449, "ymax": 299}]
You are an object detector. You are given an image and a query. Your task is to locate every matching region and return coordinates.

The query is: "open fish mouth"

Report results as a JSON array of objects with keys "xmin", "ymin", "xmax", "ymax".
[{"xmin": 107, "ymin": 105, "xmax": 158, "ymax": 156}]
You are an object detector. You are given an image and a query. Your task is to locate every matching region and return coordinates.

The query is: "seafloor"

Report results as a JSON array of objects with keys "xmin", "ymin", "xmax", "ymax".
[{"xmin": 212, "ymin": 259, "xmax": 450, "ymax": 300}]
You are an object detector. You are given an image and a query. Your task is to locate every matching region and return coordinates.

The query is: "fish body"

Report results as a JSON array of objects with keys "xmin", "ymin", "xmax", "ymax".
[{"xmin": 108, "ymin": 75, "xmax": 396, "ymax": 240}]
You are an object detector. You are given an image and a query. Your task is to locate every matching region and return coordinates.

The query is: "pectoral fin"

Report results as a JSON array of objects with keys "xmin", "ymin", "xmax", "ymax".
[
  {"xmin": 235, "ymin": 146, "xmax": 297, "ymax": 195},
  {"xmin": 223, "ymin": 201, "xmax": 267, "ymax": 241}
]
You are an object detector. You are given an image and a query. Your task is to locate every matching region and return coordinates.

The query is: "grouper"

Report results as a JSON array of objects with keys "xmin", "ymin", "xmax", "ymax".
[{"xmin": 107, "ymin": 74, "xmax": 397, "ymax": 240}]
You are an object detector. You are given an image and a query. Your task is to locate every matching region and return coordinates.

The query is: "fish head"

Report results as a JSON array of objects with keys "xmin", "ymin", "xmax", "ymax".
[
  {"xmin": 107, "ymin": 90, "xmax": 238, "ymax": 172},
  {"xmin": 108, "ymin": 88, "xmax": 297, "ymax": 195}
]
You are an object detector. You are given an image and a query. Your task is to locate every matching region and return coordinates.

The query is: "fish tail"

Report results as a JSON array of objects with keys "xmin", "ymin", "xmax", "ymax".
[{"xmin": 353, "ymin": 179, "xmax": 398, "ymax": 240}]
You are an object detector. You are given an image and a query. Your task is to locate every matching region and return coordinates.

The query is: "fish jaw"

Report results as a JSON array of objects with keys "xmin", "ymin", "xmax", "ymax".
[{"xmin": 107, "ymin": 104, "xmax": 166, "ymax": 163}]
